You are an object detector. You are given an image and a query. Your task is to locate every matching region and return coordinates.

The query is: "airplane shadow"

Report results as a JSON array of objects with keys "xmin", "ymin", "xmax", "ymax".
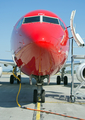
[
  {"xmin": 45, "ymin": 91, "xmax": 70, "ymax": 102},
  {"xmin": 63, "ymin": 82, "xmax": 85, "ymax": 89}
]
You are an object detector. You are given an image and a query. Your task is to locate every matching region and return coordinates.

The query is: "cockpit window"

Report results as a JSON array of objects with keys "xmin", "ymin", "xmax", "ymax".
[
  {"xmin": 16, "ymin": 16, "xmax": 66, "ymax": 31},
  {"xmin": 16, "ymin": 18, "xmax": 24, "ymax": 29},
  {"xmin": 43, "ymin": 16, "xmax": 59, "ymax": 24},
  {"xmin": 59, "ymin": 19, "xmax": 65, "ymax": 30},
  {"xmin": 23, "ymin": 16, "xmax": 40, "ymax": 23},
  {"xmin": 23, "ymin": 16, "xmax": 59, "ymax": 25},
  {"xmin": 22, "ymin": 16, "xmax": 65, "ymax": 30}
]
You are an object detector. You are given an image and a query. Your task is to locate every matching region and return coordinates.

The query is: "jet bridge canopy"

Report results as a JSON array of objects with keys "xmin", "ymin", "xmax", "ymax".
[{"xmin": 70, "ymin": 10, "xmax": 84, "ymax": 46}]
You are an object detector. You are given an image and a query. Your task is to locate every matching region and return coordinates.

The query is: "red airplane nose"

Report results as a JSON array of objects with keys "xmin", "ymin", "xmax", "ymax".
[
  {"xmin": 31, "ymin": 30, "xmax": 53, "ymax": 49},
  {"xmin": 22, "ymin": 23, "xmax": 61, "ymax": 49}
]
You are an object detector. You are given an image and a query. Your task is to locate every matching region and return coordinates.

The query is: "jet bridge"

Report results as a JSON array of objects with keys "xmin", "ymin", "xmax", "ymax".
[{"xmin": 70, "ymin": 10, "xmax": 85, "ymax": 102}]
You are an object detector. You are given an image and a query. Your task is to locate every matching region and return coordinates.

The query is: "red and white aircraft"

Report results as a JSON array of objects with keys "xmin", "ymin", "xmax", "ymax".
[{"xmin": 0, "ymin": 10, "xmax": 85, "ymax": 102}]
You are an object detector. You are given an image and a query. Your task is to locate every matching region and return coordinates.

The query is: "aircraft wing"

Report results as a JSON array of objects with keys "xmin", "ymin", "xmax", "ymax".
[
  {"xmin": 0, "ymin": 59, "xmax": 15, "ymax": 67},
  {"xmin": 0, "ymin": 59, "xmax": 81, "ymax": 68},
  {"xmin": 64, "ymin": 61, "xmax": 81, "ymax": 67}
]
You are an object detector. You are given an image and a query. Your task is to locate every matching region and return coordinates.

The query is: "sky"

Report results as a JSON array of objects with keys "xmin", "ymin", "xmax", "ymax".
[{"xmin": 0, "ymin": 0, "xmax": 85, "ymax": 70}]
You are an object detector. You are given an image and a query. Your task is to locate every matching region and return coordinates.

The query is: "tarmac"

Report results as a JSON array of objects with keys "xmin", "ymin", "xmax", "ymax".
[{"xmin": 0, "ymin": 73, "xmax": 85, "ymax": 120}]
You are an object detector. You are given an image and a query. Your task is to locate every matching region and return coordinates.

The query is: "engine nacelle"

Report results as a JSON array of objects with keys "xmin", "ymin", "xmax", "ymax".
[
  {"xmin": 76, "ymin": 63, "xmax": 85, "ymax": 82},
  {"xmin": 0, "ymin": 66, "xmax": 2, "ymax": 77}
]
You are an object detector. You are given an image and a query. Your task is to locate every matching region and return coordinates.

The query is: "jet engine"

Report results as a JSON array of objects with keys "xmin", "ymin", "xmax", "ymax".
[
  {"xmin": 76, "ymin": 63, "xmax": 85, "ymax": 82},
  {"xmin": 0, "ymin": 66, "xmax": 2, "ymax": 77}
]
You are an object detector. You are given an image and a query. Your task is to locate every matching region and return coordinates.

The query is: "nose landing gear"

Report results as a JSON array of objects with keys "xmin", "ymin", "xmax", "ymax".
[
  {"xmin": 32, "ymin": 75, "xmax": 49, "ymax": 103},
  {"xmin": 33, "ymin": 84, "xmax": 45, "ymax": 103}
]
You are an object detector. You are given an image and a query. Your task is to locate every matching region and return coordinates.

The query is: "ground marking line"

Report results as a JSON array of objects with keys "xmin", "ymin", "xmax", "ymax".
[{"xmin": 36, "ymin": 98, "xmax": 41, "ymax": 120}]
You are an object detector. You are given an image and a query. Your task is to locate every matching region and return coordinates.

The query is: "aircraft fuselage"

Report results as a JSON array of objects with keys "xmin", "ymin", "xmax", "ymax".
[{"xmin": 11, "ymin": 10, "xmax": 69, "ymax": 76}]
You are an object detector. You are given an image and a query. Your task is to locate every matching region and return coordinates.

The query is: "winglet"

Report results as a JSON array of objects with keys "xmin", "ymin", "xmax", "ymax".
[{"xmin": 70, "ymin": 10, "xmax": 84, "ymax": 46}]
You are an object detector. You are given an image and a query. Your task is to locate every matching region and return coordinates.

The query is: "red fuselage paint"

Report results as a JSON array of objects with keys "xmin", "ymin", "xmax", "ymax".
[{"xmin": 11, "ymin": 10, "xmax": 69, "ymax": 76}]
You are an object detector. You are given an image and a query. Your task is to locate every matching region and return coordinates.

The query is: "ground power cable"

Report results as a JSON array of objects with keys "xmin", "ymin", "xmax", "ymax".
[{"xmin": 13, "ymin": 67, "xmax": 85, "ymax": 120}]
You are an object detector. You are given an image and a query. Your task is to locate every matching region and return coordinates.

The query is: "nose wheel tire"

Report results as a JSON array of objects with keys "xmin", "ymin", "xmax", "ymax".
[
  {"xmin": 57, "ymin": 76, "xmax": 61, "ymax": 85},
  {"xmin": 41, "ymin": 89, "xmax": 45, "ymax": 103},
  {"xmin": 33, "ymin": 89, "xmax": 45, "ymax": 103},
  {"xmin": 10, "ymin": 75, "xmax": 14, "ymax": 84},
  {"xmin": 17, "ymin": 75, "xmax": 21, "ymax": 84},
  {"xmin": 64, "ymin": 76, "xmax": 68, "ymax": 85},
  {"xmin": 33, "ymin": 89, "xmax": 38, "ymax": 103}
]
